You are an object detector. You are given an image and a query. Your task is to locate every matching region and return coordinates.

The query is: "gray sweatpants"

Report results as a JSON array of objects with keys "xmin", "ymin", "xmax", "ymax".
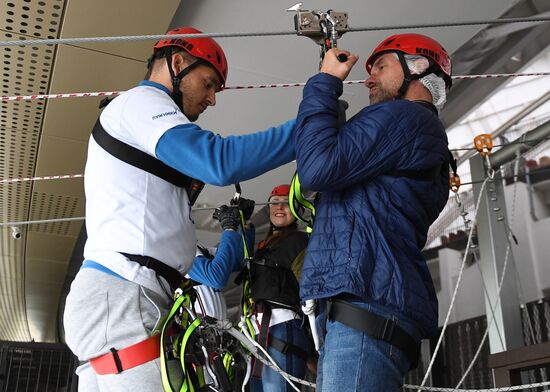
[{"xmin": 63, "ymin": 268, "xmax": 181, "ymax": 391}]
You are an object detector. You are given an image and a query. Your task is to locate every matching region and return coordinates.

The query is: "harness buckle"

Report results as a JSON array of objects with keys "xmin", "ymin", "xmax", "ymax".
[
  {"xmin": 109, "ymin": 347, "xmax": 123, "ymax": 373},
  {"xmin": 380, "ymin": 318, "xmax": 396, "ymax": 342},
  {"xmin": 279, "ymin": 342, "xmax": 290, "ymax": 355}
]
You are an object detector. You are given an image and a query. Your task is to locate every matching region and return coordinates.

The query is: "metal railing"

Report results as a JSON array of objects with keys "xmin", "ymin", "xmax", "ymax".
[{"xmin": 0, "ymin": 342, "xmax": 76, "ymax": 392}]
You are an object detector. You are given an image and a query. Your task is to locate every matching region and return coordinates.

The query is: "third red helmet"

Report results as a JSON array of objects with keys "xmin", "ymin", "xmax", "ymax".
[{"xmin": 269, "ymin": 184, "xmax": 290, "ymax": 200}]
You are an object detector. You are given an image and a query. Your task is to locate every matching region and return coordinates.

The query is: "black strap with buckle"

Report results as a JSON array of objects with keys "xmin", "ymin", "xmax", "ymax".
[
  {"xmin": 268, "ymin": 334, "xmax": 308, "ymax": 362},
  {"xmin": 251, "ymin": 304, "xmax": 272, "ymax": 379},
  {"xmin": 109, "ymin": 348, "xmax": 123, "ymax": 373},
  {"xmin": 92, "ymin": 119, "xmax": 205, "ymax": 205},
  {"xmin": 328, "ymin": 299, "xmax": 420, "ymax": 369},
  {"xmin": 120, "ymin": 253, "xmax": 183, "ymax": 292}
]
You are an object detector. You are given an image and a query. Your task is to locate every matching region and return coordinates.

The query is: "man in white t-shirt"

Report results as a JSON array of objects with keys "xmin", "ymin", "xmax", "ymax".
[{"xmin": 63, "ymin": 27, "xmax": 296, "ymax": 392}]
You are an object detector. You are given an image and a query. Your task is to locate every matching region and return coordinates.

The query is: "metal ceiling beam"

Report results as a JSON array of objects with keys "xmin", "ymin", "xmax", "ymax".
[
  {"xmin": 441, "ymin": 22, "xmax": 550, "ymax": 129},
  {"xmin": 457, "ymin": 88, "xmax": 550, "ymax": 166},
  {"xmin": 490, "ymin": 118, "xmax": 550, "ymax": 168}
]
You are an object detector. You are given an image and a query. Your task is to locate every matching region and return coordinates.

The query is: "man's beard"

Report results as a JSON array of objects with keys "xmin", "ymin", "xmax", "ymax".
[
  {"xmin": 369, "ymin": 86, "xmax": 396, "ymax": 105},
  {"xmin": 186, "ymin": 112, "xmax": 199, "ymax": 121}
]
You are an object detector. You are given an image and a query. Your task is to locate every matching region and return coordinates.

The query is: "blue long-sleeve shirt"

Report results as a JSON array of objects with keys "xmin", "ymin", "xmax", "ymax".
[
  {"xmin": 189, "ymin": 228, "xmax": 254, "ymax": 289},
  {"xmin": 148, "ymin": 81, "xmax": 295, "ymax": 186}
]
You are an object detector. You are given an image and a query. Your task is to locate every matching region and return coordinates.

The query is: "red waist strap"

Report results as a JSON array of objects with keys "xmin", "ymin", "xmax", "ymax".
[{"xmin": 89, "ymin": 334, "xmax": 160, "ymax": 375}]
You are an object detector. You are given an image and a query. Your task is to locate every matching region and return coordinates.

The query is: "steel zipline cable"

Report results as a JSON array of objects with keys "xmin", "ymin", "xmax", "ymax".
[
  {"xmin": 3, "ymin": 152, "xmax": 550, "ymax": 225},
  {"xmin": 1, "ymin": 15, "xmax": 550, "ymax": 47},
  {"xmin": 0, "ymin": 201, "xmax": 281, "ymax": 227}
]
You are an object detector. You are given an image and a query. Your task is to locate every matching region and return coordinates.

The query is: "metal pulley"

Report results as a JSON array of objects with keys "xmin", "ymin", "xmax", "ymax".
[
  {"xmin": 450, "ymin": 173, "xmax": 461, "ymax": 193},
  {"xmin": 474, "ymin": 134, "xmax": 494, "ymax": 156},
  {"xmin": 285, "ymin": 4, "xmax": 350, "ymax": 228},
  {"xmin": 287, "ymin": 3, "xmax": 349, "ymax": 66},
  {"xmin": 473, "ymin": 134, "xmax": 496, "ymax": 178}
]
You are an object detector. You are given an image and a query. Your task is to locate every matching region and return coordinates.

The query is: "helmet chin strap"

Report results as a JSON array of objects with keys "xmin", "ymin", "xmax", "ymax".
[
  {"xmin": 164, "ymin": 48, "xmax": 205, "ymax": 115},
  {"xmin": 396, "ymin": 52, "xmax": 413, "ymax": 99},
  {"xmin": 395, "ymin": 51, "xmax": 443, "ymax": 99}
]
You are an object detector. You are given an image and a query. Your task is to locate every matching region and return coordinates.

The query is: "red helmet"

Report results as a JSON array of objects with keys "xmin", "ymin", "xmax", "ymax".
[
  {"xmin": 269, "ymin": 184, "xmax": 290, "ymax": 200},
  {"xmin": 365, "ymin": 33, "xmax": 451, "ymax": 88},
  {"xmin": 154, "ymin": 27, "xmax": 228, "ymax": 88}
]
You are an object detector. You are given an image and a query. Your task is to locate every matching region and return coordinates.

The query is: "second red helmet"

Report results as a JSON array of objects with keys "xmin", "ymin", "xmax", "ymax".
[
  {"xmin": 365, "ymin": 33, "xmax": 452, "ymax": 88},
  {"xmin": 154, "ymin": 27, "xmax": 228, "ymax": 88}
]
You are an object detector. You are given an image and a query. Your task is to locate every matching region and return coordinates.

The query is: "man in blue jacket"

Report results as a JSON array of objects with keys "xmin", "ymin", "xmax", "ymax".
[
  {"xmin": 295, "ymin": 34, "xmax": 452, "ymax": 390},
  {"xmin": 64, "ymin": 27, "xmax": 295, "ymax": 391}
]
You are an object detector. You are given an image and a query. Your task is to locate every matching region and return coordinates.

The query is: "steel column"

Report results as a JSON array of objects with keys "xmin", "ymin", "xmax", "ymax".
[{"xmin": 470, "ymin": 155, "xmax": 524, "ymax": 353}]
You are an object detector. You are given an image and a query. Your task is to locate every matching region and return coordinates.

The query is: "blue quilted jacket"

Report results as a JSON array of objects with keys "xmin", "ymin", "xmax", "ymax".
[{"xmin": 295, "ymin": 73, "xmax": 449, "ymax": 338}]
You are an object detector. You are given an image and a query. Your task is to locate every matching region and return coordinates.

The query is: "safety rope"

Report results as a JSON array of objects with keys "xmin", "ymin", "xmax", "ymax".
[
  {"xmin": 0, "ymin": 174, "xmax": 84, "ymax": 183},
  {"xmin": 450, "ymin": 136, "xmax": 550, "ymax": 153},
  {"xmin": 230, "ymin": 184, "xmax": 257, "ymax": 344},
  {"xmin": 0, "ymin": 216, "xmax": 85, "ymax": 227},
  {"xmin": 4, "ymin": 154, "xmax": 549, "ymax": 188},
  {"xmin": 1, "ymin": 16, "xmax": 550, "ymax": 47},
  {"xmin": 419, "ymin": 176, "xmax": 491, "ymax": 388},
  {"xmin": 288, "ymin": 173, "xmax": 315, "ymax": 233},
  {"xmin": 404, "ymin": 381, "xmax": 550, "ymax": 391},
  {"xmin": 2, "ymin": 72, "xmax": 549, "ymax": 102},
  {"xmin": 196, "ymin": 318, "xmax": 550, "ymax": 392},
  {"xmin": 216, "ymin": 320, "xmax": 316, "ymax": 389},
  {"xmin": 421, "ymin": 138, "xmax": 545, "ymax": 388},
  {"xmin": 454, "ymin": 238, "xmax": 512, "ymax": 388},
  {"xmin": 0, "ymin": 201, "xmax": 291, "ymax": 227},
  {"xmin": 439, "ymin": 164, "xmax": 550, "ymax": 188},
  {"xmin": 6, "ymin": 166, "xmax": 550, "ymax": 226},
  {"xmin": 502, "ymin": 155, "xmax": 537, "ymax": 345},
  {"xmin": 447, "ymin": 167, "xmax": 506, "ymax": 370},
  {"xmin": 454, "ymin": 152, "xmax": 541, "ymax": 388},
  {"xmin": 159, "ymin": 290, "xmax": 198, "ymax": 392}
]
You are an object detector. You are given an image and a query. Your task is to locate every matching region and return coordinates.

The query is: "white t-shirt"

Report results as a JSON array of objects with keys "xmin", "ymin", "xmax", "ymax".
[
  {"xmin": 84, "ymin": 84, "xmax": 196, "ymax": 296},
  {"xmin": 192, "ymin": 285, "xmax": 227, "ymax": 321}
]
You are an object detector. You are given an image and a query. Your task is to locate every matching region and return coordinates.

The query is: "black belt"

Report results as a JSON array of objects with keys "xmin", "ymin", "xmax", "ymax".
[
  {"xmin": 251, "ymin": 304, "xmax": 309, "ymax": 380},
  {"xmin": 120, "ymin": 253, "xmax": 183, "ymax": 292},
  {"xmin": 328, "ymin": 299, "xmax": 420, "ymax": 369}
]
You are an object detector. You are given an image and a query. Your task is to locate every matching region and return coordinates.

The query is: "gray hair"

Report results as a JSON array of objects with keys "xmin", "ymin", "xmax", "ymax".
[{"xmin": 393, "ymin": 53, "xmax": 447, "ymax": 111}]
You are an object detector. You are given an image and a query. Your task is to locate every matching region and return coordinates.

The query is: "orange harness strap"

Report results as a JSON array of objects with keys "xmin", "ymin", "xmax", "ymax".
[{"xmin": 89, "ymin": 334, "xmax": 160, "ymax": 375}]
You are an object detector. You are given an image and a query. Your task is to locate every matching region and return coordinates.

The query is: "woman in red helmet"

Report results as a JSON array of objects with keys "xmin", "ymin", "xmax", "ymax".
[{"xmin": 247, "ymin": 184, "xmax": 310, "ymax": 392}]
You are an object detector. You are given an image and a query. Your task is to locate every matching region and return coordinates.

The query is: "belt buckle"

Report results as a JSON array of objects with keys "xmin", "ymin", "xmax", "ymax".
[{"xmin": 380, "ymin": 318, "xmax": 395, "ymax": 342}]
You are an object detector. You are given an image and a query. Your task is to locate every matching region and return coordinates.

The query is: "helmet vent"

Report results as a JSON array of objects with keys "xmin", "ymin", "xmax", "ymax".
[{"xmin": 384, "ymin": 38, "xmax": 396, "ymax": 47}]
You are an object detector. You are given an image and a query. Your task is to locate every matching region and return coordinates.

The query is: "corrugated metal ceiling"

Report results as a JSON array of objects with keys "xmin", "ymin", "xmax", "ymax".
[{"xmin": 0, "ymin": 0, "xmax": 179, "ymax": 342}]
